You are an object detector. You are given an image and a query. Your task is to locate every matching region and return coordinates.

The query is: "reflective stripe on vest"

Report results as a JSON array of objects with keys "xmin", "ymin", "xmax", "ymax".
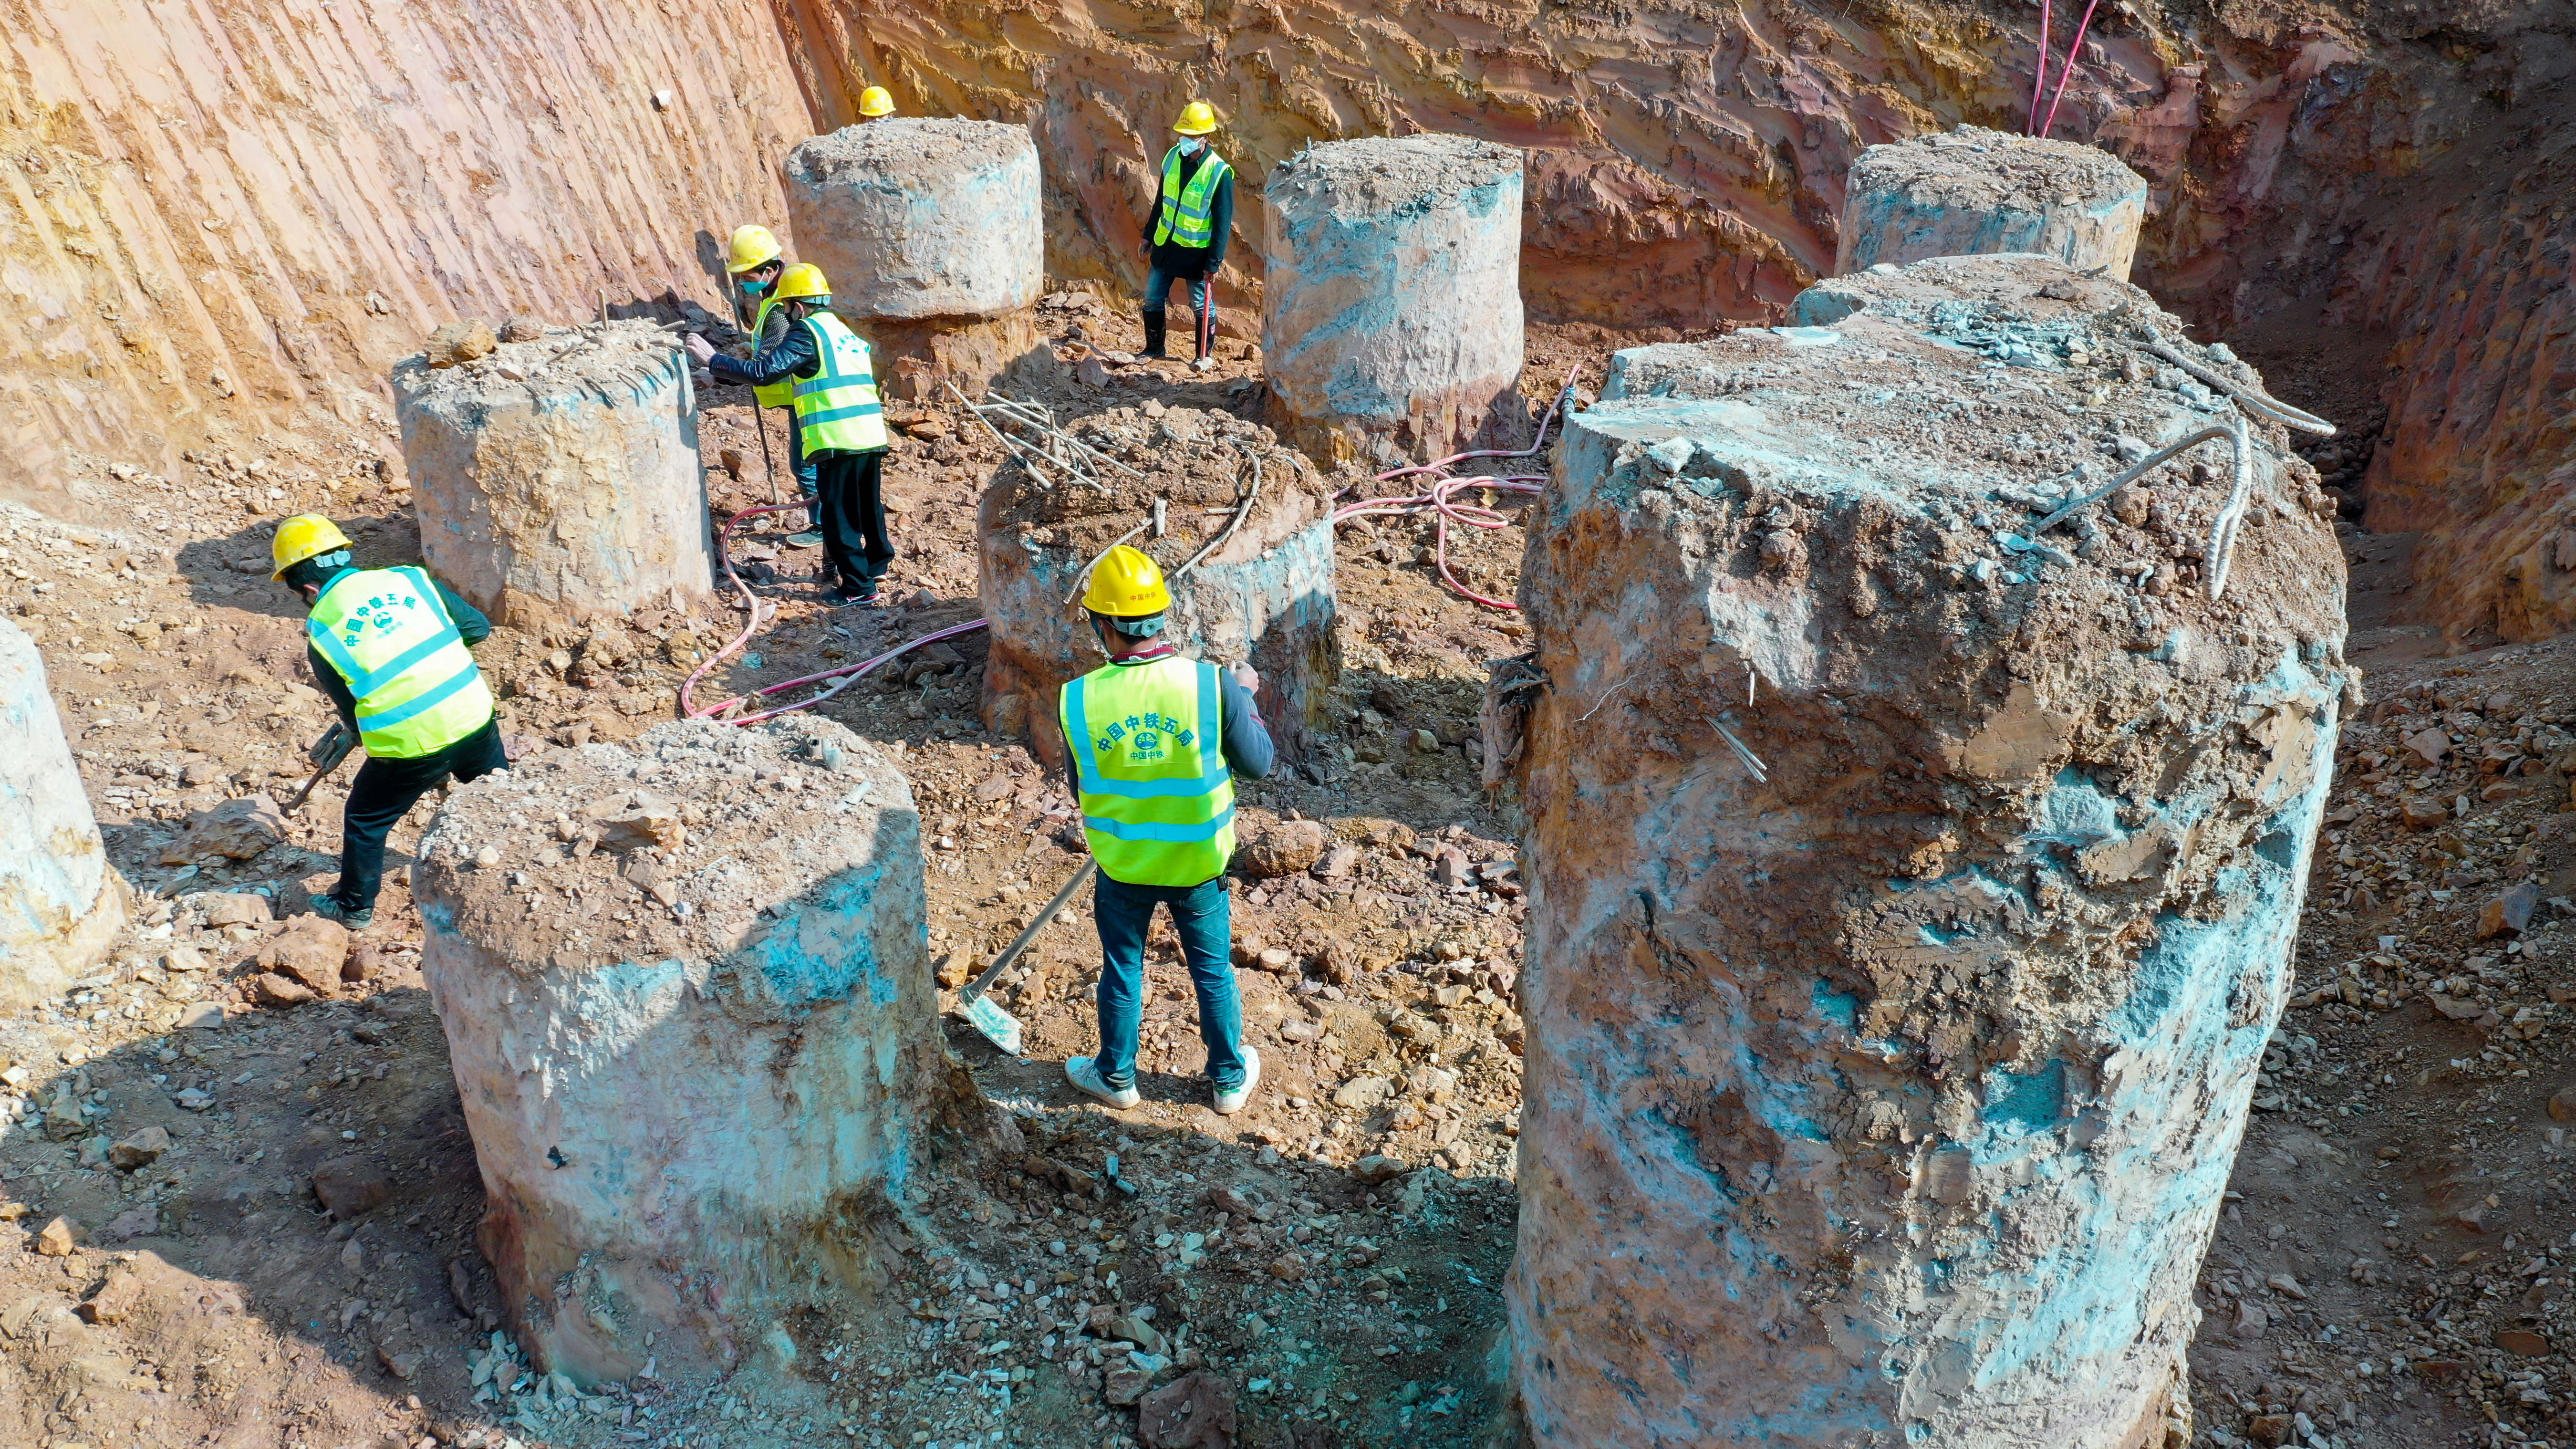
[
  {"xmin": 1153, "ymin": 147, "xmax": 1229, "ymax": 250},
  {"xmin": 748, "ymin": 295, "xmax": 794, "ymax": 408},
  {"xmin": 792, "ymin": 313, "xmax": 890, "ymax": 454},
  {"xmin": 307, "ymin": 567, "xmax": 494, "ymax": 759},
  {"xmin": 1060, "ymin": 655, "xmax": 1235, "ymax": 887}
]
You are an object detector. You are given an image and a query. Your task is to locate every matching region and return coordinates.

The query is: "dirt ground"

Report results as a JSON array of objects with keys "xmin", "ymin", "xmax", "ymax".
[{"xmin": 0, "ymin": 299, "xmax": 2567, "ymax": 1449}]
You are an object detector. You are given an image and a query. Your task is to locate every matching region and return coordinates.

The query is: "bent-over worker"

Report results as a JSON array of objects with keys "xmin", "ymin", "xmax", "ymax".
[
  {"xmin": 723, "ymin": 222, "xmax": 823, "ymax": 546},
  {"xmin": 1138, "ymin": 101, "xmax": 1234, "ymax": 373},
  {"xmin": 271, "ymin": 514, "xmax": 505, "ymax": 930},
  {"xmin": 687, "ymin": 263, "xmax": 894, "ymax": 605},
  {"xmin": 1058, "ymin": 545, "xmax": 1271, "ymax": 1114}
]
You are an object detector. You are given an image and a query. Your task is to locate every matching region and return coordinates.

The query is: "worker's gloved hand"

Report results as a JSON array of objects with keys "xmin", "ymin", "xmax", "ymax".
[
  {"xmin": 1230, "ymin": 662, "xmax": 1261, "ymax": 697},
  {"xmin": 309, "ymin": 720, "xmax": 354, "ymax": 771},
  {"xmin": 684, "ymin": 333, "xmax": 717, "ymax": 365}
]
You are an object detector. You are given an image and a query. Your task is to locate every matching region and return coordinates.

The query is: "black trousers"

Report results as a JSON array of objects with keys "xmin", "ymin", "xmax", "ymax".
[
  {"xmin": 814, "ymin": 448, "xmax": 893, "ymax": 594},
  {"xmin": 332, "ymin": 717, "xmax": 508, "ymax": 910}
]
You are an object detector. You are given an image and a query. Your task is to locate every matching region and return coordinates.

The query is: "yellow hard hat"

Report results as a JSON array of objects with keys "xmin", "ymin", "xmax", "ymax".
[
  {"xmin": 858, "ymin": 86, "xmax": 895, "ymax": 118},
  {"xmin": 1082, "ymin": 544, "xmax": 1171, "ymax": 618},
  {"xmin": 270, "ymin": 514, "xmax": 353, "ymax": 580},
  {"xmin": 775, "ymin": 263, "xmax": 830, "ymax": 302},
  {"xmin": 726, "ymin": 224, "xmax": 783, "ymax": 274},
  {"xmin": 1173, "ymin": 101, "xmax": 1219, "ymax": 136}
]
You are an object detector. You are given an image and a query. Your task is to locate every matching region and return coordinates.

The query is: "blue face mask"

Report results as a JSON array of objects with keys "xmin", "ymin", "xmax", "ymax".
[
  {"xmin": 1178, "ymin": 137, "xmax": 1205, "ymax": 156},
  {"xmin": 741, "ymin": 274, "xmax": 775, "ymax": 296}
]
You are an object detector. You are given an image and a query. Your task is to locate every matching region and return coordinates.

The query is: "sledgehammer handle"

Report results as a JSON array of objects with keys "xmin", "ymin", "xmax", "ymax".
[{"xmin": 962, "ymin": 859, "xmax": 1097, "ymax": 1002}]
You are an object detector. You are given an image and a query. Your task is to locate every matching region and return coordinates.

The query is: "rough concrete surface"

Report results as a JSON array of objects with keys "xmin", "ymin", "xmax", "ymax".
[
  {"xmin": 975, "ymin": 405, "xmax": 1341, "ymax": 767},
  {"xmin": 0, "ymin": 616, "xmax": 126, "ymax": 1011},
  {"xmin": 1262, "ymin": 135, "xmax": 1527, "ymax": 464},
  {"xmin": 415, "ymin": 716, "xmax": 960, "ymax": 1383},
  {"xmin": 1503, "ymin": 255, "xmax": 2349, "ymax": 1447},
  {"xmin": 395, "ymin": 320, "xmax": 716, "ymax": 625},
  {"xmin": 1836, "ymin": 126, "xmax": 2150, "ymax": 280}
]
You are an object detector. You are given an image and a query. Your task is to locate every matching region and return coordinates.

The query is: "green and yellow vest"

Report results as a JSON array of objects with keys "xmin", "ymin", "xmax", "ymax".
[
  {"xmin": 747, "ymin": 294, "xmax": 794, "ymax": 409},
  {"xmin": 306, "ymin": 567, "xmax": 494, "ymax": 760},
  {"xmin": 792, "ymin": 313, "xmax": 890, "ymax": 455},
  {"xmin": 1061, "ymin": 654, "xmax": 1235, "ymax": 887},
  {"xmin": 1153, "ymin": 146, "xmax": 1230, "ymax": 250}
]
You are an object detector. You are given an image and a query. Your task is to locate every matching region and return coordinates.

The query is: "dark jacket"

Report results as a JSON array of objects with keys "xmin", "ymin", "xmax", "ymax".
[
  {"xmin": 709, "ymin": 307, "xmax": 889, "ymax": 457},
  {"xmin": 304, "ymin": 565, "xmax": 490, "ymax": 729},
  {"xmin": 1148, "ymin": 147, "xmax": 1235, "ymax": 280},
  {"xmin": 1058, "ymin": 647, "xmax": 1273, "ymax": 801}
]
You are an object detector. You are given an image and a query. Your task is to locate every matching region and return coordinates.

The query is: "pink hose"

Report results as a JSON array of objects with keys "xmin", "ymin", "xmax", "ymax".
[
  {"xmin": 1326, "ymin": 369, "xmax": 1581, "ymax": 611},
  {"xmin": 2037, "ymin": 0, "xmax": 2102, "ymax": 138},
  {"xmin": 2028, "ymin": 0, "xmax": 2054, "ymax": 135}
]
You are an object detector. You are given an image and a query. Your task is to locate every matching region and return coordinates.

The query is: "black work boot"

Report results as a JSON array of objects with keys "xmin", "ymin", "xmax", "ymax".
[{"xmin": 1140, "ymin": 308, "xmax": 1169, "ymax": 359}]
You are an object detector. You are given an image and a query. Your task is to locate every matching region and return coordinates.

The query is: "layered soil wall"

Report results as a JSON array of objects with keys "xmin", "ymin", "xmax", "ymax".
[{"xmin": 0, "ymin": 0, "xmax": 811, "ymax": 505}]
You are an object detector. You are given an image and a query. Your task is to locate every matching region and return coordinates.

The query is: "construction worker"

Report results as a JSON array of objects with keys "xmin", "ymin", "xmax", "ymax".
[
  {"xmin": 1057, "ymin": 546, "xmax": 1272, "ymax": 1114},
  {"xmin": 1138, "ymin": 102, "xmax": 1234, "ymax": 373},
  {"xmin": 859, "ymin": 86, "xmax": 896, "ymax": 120},
  {"xmin": 686, "ymin": 263, "xmax": 894, "ymax": 605},
  {"xmin": 270, "ymin": 515, "xmax": 504, "ymax": 930},
  {"xmin": 724, "ymin": 223, "xmax": 823, "ymax": 547}
]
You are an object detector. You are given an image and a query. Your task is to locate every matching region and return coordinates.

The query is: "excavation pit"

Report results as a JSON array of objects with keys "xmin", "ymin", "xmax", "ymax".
[
  {"xmin": 1836, "ymin": 125, "xmax": 2150, "ymax": 280},
  {"xmin": 1261, "ymin": 133, "xmax": 1527, "ymax": 465},
  {"xmin": 415, "ymin": 716, "xmax": 957, "ymax": 1384},
  {"xmin": 1503, "ymin": 254, "xmax": 2347, "ymax": 1447},
  {"xmin": 783, "ymin": 119, "xmax": 1046, "ymax": 400},
  {"xmin": 395, "ymin": 319, "xmax": 716, "ymax": 625},
  {"xmin": 974, "ymin": 405, "xmax": 1340, "ymax": 768},
  {"xmin": 1, "ymin": 617, "xmax": 127, "ymax": 1010}
]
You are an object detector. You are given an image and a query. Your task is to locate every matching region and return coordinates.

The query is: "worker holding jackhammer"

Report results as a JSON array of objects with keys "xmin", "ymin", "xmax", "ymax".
[
  {"xmin": 1058, "ymin": 546, "xmax": 1271, "ymax": 1115},
  {"xmin": 270, "ymin": 515, "xmax": 504, "ymax": 930},
  {"xmin": 687, "ymin": 263, "xmax": 895, "ymax": 605},
  {"xmin": 721, "ymin": 223, "xmax": 824, "ymax": 547},
  {"xmin": 1138, "ymin": 102, "xmax": 1234, "ymax": 373}
]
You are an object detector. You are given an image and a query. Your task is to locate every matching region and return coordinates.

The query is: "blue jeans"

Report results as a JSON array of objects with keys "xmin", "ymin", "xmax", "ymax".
[
  {"xmin": 1143, "ymin": 267, "xmax": 1214, "ymax": 357},
  {"xmin": 782, "ymin": 408, "xmax": 819, "ymax": 500},
  {"xmin": 1091, "ymin": 872, "xmax": 1246, "ymax": 1092}
]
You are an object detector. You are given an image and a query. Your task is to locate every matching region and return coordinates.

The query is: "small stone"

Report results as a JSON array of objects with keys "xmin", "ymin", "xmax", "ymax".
[
  {"xmin": 1433, "ymin": 849, "xmax": 1472, "ymax": 888},
  {"xmin": 108, "ymin": 1126, "xmax": 170, "ymax": 1171},
  {"xmin": 2477, "ymin": 882, "xmax": 2537, "ymax": 939},
  {"xmin": 1105, "ymin": 1366, "xmax": 1155, "ymax": 1406},
  {"xmin": 199, "ymin": 892, "xmax": 273, "ymax": 927},
  {"xmin": 2413, "ymin": 1358, "xmax": 2469, "ymax": 1380},
  {"xmin": 79, "ymin": 1269, "xmax": 147, "ymax": 1324},
  {"xmin": 161, "ymin": 794, "xmax": 289, "ymax": 863},
  {"xmin": 1236, "ymin": 820, "xmax": 1328, "ymax": 879},
  {"xmin": 1106, "ymin": 1313, "xmax": 1168, "ymax": 1357},
  {"xmin": 2245, "ymin": 1414, "xmax": 2291, "ymax": 1448},
  {"xmin": 1077, "ymin": 355, "xmax": 1113, "ymax": 389},
  {"xmin": 1410, "ymin": 729, "xmax": 1440, "ymax": 754},
  {"xmin": 499, "ymin": 315, "xmax": 546, "ymax": 343},
  {"xmin": 425, "ymin": 320, "xmax": 498, "ymax": 367},
  {"xmin": 2399, "ymin": 794, "xmax": 2449, "ymax": 831},
  {"xmin": 35, "ymin": 1217, "xmax": 76, "ymax": 1256},
  {"xmin": 1257, "ymin": 948, "xmax": 1294, "ymax": 973},
  {"xmin": 2230, "ymin": 1300, "xmax": 2266, "ymax": 1338},
  {"xmin": 253, "ymin": 972, "xmax": 318, "ymax": 1008},
  {"xmin": 1136, "ymin": 1369, "xmax": 1237, "ymax": 1449},
  {"xmin": 1314, "ymin": 843, "xmax": 1361, "ymax": 879},
  {"xmin": 2549, "ymin": 1087, "xmax": 2576, "ymax": 1122},
  {"xmin": 2494, "ymin": 1329, "xmax": 2552, "ymax": 1356},
  {"xmin": 1332, "ymin": 1076, "xmax": 1393, "ymax": 1109},
  {"xmin": 257, "ymin": 917, "xmax": 350, "ymax": 993},
  {"xmin": 378, "ymin": 1343, "xmax": 427, "ymax": 1379},
  {"xmin": 2264, "ymin": 1272, "xmax": 2306, "ymax": 1300},
  {"xmin": 2402, "ymin": 727, "xmax": 2451, "ymax": 766},
  {"xmin": 1351, "ymin": 1155, "xmax": 1410, "ymax": 1183},
  {"xmin": 177, "ymin": 1003, "xmax": 226, "ymax": 1032},
  {"xmin": 313, "ymin": 1156, "xmax": 396, "ymax": 1218}
]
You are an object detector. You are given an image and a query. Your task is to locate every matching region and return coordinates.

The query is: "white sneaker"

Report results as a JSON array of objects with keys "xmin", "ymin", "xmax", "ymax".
[
  {"xmin": 1065, "ymin": 1056, "xmax": 1139, "ymax": 1110},
  {"xmin": 1212, "ymin": 1046, "xmax": 1261, "ymax": 1115}
]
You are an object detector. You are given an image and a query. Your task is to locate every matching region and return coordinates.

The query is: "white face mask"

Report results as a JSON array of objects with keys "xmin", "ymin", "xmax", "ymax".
[{"xmin": 1178, "ymin": 136, "xmax": 1205, "ymax": 156}]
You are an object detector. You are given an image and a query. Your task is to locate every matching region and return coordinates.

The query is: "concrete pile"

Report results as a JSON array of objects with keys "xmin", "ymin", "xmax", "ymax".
[
  {"xmin": 1500, "ymin": 254, "xmax": 2348, "ymax": 1446},
  {"xmin": 1836, "ymin": 125, "xmax": 2149, "ymax": 280},
  {"xmin": 975, "ymin": 404, "xmax": 1340, "ymax": 767},
  {"xmin": 1261, "ymin": 134, "xmax": 1526, "ymax": 464},
  {"xmin": 414, "ymin": 716, "xmax": 960, "ymax": 1383},
  {"xmin": 0, "ymin": 617, "xmax": 127, "ymax": 1010},
  {"xmin": 395, "ymin": 318, "xmax": 715, "ymax": 625},
  {"xmin": 784, "ymin": 119, "xmax": 1046, "ymax": 399}
]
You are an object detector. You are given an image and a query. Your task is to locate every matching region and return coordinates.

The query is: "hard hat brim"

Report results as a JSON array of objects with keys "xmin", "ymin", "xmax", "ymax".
[{"xmin": 1173, "ymin": 119, "xmax": 1217, "ymax": 135}]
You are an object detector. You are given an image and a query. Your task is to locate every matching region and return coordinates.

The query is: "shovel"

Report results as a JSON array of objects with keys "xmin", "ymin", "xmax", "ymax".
[{"xmin": 956, "ymin": 859, "xmax": 1096, "ymax": 1055}]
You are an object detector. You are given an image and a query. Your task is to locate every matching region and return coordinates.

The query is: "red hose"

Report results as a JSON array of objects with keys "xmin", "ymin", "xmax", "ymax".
[
  {"xmin": 2037, "ymin": 0, "xmax": 2102, "ymax": 138},
  {"xmin": 2028, "ymin": 0, "xmax": 2055, "ymax": 135}
]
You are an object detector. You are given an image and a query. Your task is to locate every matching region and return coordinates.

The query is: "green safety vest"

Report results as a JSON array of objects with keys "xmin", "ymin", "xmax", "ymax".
[
  {"xmin": 1060, "ymin": 654, "xmax": 1236, "ymax": 887},
  {"xmin": 792, "ymin": 313, "xmax": 890, "ymax": 455},
  {"xmin": 1153, "ymin": 146, "xmax": 1230, "ymax": 250},
  {"xmin": 306, "ymin": 567, "xmax": 494, "ymax": 760},
  {"xmin": 747, "ymin": 294, "xmax": 794, "ymax": 409}
]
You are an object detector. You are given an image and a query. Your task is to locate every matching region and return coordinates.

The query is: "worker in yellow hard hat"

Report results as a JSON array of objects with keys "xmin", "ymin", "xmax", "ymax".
[
  {"xmin": 858, "ymin": 86, "xmax": 896, "ymax": 119},
  {"xmin": 721, "ymin": 223, "xmax": 824, "ymax": 545},
  {"xmin": 687, "ymin": 264, "xmax": 894, "ymax": 605},
  {"xmin": 1138, "ymin": 102, "xmax": 1235, "ymax": 373},
  {"xmin": 270, "ymin": 514, "xmax": 503, "ymax": 930},
  {"xmin": 1055, "ymin": 545, "xmax": 1272, "ymax": 1115}
]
